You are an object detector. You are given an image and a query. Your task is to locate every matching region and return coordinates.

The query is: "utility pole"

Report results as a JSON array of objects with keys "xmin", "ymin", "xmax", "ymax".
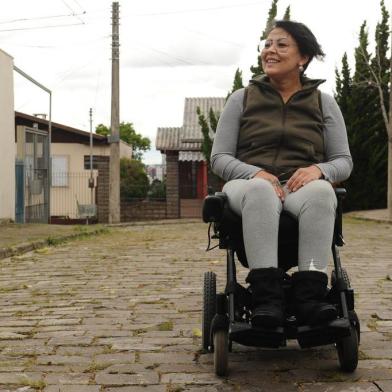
[
  {"xmin": 89, "ymin": 108, "xmax": 94, "ymax": 206},
  {"xmin": 109, "ymin": 1, "xmax": 120, "ymax": 223},
  {"xmin": 388, "ymin": 16, "xmax": 392, "ymax": 220}
]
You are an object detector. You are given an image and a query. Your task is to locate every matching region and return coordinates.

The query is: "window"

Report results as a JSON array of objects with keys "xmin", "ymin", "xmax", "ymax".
[{"xmin": 52, "ymin": 156, "xmax": 69, "ymax": 187}]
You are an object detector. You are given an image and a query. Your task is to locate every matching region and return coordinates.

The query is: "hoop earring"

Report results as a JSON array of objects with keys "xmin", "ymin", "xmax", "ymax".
[{"xmin": 299, "ymin": 64, "xmax": 304, "ymax": 73}]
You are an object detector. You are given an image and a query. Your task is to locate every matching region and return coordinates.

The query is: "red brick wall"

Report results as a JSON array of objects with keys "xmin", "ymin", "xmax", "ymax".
[
  {"xmin": 121, "ymin": 200, "xmax": 167, "ymax": 221},
  {"xmin": 96, "ymin": 156, "xmax": 110, "ymax": 223},
  {"xmin": 166, "ymin": 151, "xmax": 180, "ymax": 218}
]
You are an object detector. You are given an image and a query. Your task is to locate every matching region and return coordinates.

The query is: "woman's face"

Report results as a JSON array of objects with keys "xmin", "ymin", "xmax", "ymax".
[{"xmin": 261, "ymin": 28, "xmax": 308, "ymax": 80}]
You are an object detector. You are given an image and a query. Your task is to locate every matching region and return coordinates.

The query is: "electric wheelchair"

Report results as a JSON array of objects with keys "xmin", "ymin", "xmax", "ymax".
[{"xmin": 201, "ymin": 187, "xmax": 360, "ymax": 376}]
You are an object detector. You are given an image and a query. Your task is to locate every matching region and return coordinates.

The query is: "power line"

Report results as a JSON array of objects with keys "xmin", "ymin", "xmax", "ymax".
[
  {"xmin": 130, "ymin": 43, "xmax": 213, "ymax": 66},
  {"xmin": 0, "ymin": 12, "xmax": 86, "ymax": 25},
  {"xmin": 0, "ymin": 22, "xmax": 84, "ymax": 33},
  {"xmin": 132, "ymin": 1, "xmax": 263, "ymax": 17},
  {"xmin": 61, "ymin": 0, "xmax": 85, "ymax": 24}
]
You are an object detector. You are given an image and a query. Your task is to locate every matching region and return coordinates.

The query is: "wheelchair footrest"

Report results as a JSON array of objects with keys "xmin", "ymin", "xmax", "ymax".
[
  {"xmin": 297, "ymin": 317, "xmax": 351, "ymax": 348},
  {"xmin": 229, "ymin": 321, "xmax": 286, "ymax": 348}
]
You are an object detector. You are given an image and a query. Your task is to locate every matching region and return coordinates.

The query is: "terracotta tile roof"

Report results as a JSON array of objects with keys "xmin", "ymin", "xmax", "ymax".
[{"xmin": 155, "ymin": 97, "xmax": 225, "ymax": 153}]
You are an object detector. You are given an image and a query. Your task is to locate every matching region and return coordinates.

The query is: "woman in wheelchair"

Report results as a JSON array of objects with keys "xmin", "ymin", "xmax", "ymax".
[{"xmin": 210, "ymin": 20, "xmax": 353, "ymax": 330}]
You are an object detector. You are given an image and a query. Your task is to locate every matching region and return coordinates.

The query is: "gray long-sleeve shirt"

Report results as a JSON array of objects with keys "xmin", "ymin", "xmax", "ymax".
[{"xmin": 211, "ymin": 88, "xmax": 353, "ymax": 184}]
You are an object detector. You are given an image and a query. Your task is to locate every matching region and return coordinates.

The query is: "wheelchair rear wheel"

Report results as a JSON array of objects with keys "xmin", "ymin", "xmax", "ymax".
[
  {"xmin": 202, "ymin": 271, "xmax": 216, "ymax": 351},
  {"xmin": 214, "ymin": 329, "xmax": 229, "ymax": 376},
  {"xmin": 336, "ymin": 324, "xmax": 359, "ymax": 372}
]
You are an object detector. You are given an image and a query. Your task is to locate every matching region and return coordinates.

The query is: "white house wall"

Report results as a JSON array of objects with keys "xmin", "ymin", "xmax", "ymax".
[
  {"xmin": 50, "ymin": 141, "xmax": 132, "ymax": 219},
  {"xmin": 0, "ymin": 49, "xmax": 15, "ymax": 222}
]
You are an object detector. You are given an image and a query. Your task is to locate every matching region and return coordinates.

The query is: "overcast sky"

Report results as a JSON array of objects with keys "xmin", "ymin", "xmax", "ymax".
[{"xmin": 1, "ymin": 0, "xmax": 391, "ymax": 164}]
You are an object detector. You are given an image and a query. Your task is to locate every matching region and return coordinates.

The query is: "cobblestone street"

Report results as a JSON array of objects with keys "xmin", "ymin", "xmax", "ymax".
[{"xmin": 0, "ymin": 218, "xmax": 391, "ymax": 391}]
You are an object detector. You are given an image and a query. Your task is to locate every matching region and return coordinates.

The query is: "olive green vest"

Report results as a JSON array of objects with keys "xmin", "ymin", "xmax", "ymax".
[{"xmin": 237, "ymin": 75, "xmax": 326, "ymax": 181}]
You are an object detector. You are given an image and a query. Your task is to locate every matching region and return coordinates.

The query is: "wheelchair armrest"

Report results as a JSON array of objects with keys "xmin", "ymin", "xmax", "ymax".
[
  {"xmin": 334, "ymin": 187, "xmax": 346, "ymax": 200},
  {"xmin": 202, "ymin": 192, "xmax": 228, "ymax": 223}
]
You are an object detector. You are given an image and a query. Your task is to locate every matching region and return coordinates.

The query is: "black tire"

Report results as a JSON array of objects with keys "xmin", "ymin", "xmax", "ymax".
[
  {"xmin": 349, "ymin": 310, "xmax": 361, "ymax": 344},
  {"xmin": 202, "ymin": 271, "xmax": 216, "ymax": 351},
  {"xmin": 214, "ymin": 329, "xmax": 229, "ymax": 376},
  {"xmin": 336, "ymin": 325, "xmax": 359, "ymax": 372}
]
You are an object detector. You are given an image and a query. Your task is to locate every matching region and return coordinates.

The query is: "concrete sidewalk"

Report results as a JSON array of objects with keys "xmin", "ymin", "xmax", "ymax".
[
  {"xmin": 346, "ymin": 209, "xmax": 391, "ymax": 224},
  {"xmin": 0, "ymin": 223, "xmax": 108, "ymax": 260},
  {"xmin": 0, "ymin": 217, "xmax": 391, "ymax": 391}
]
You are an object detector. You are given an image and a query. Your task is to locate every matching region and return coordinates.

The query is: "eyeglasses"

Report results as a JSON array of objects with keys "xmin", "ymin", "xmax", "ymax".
[{"xmin": 260, "ymin": 39, "xmax": 296, "ymax": 54}]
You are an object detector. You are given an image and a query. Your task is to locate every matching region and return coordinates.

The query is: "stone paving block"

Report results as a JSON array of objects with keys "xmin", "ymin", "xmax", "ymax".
[
  {"xmin": 44, "ymin": 386, "xmax": 100, "ymax": 392},
  {"xmin": 160, "ymin": 373, "xmax": 220, "ymax": 385},
  {"xmin": 139, "ymin": 352, "xmax": 194, "ymax": 365},
  {"xmin": 94, "ymin": 372, "xmax": 159, "ymax": 386},
  {"xmin": 94, "ymin": 353, "xmax": 136, "ymax": 366},
  {"xmin": 38, "ymin": 319, "xmax": 81, "ymax": 327},
  {"xmin": 103, "ymin": 364, "xmax": 150, "ymax": 374},
  {"xmin": 0, "ymin": 333, "xmax": 27, "ymax": 340},
  {"xmin": 300, "ymin": 382, "xmax": 380, "ymax": 391},
  {"xmin": 36, "ymin": 355, "xmax": 91, "ymax": 366},
  {"xmin": 44, "ymin": 373, "xmax": 91, "ymax": 385},
  {"xmin": 104, "ymin": 386, "xmax": 166, "ymax": 392},
  {"xmin": 375, "ymin": 380, "xmax": 392, "ymax": 392},
  {"xmin": 47, "ymin": 336, "xmax": 93, "ymax": 346},
  {"xmin": 0, "ymin": 372, "xmax": 43, "ymax": 385}
]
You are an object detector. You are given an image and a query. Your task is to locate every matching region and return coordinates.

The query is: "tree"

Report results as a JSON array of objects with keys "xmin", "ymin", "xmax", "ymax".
[
  {"xmin": 226, "ymin": 68, "xmax": 244, "ymax": 99},
  {"xmin": 120, "ymin": 158, "xmax": 149, "ymax": 200},
  {"xmin": 96, "ymin": 122, "xmax": 151, "ymax": 161},
  {"xmin": 148, "ymin": 179, "xmax": 166, "ymax": 200},
  {"xmin": 335, "ymin": 3, "xmax": 391, "ymax": 213},
  {"xmin": 250, "ymin": 0, "xmax": 279, "ymax": 78},
  {"xmin": 283, "ymin": 5, "xmax": 291, "ymax": 21}
]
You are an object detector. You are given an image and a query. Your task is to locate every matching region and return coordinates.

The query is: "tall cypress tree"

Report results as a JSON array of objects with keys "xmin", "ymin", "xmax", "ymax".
[
  {"xmin": 250, "ymin": 0, "xmax": 279, "ymax": 78},
  {"xmin": 335, "ymin": 53, "xmax": 352, "ymax": 116},
  {"xmin": 345, "ymin": 22, "xmax": 378, "ymax": 209},
  {"xmin": 283, "ymin": 6, "xmax": 291, "ymax": 21},
  {"xmin": 337, "ymin": 3, "xmax": 391, "ymax": 211},
  {"xmin": 229, "ymin": 68, "xmax": 244, "ymax": 96}
]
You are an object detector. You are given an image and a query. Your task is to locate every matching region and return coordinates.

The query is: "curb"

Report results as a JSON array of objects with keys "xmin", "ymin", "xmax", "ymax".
[
  {"xmin": 0, "ymin": 227, "xmax": 108, "ymax": 261},
  {"xmin": 107, "ymin": 218, "xmax": 202, "ymax": 228},
  {"xmin": 0, "ymin": 219, "xmax": 203, "ymax": 260},
  {"xmin": 344, "ymin": 213, "xmax": 392, "ymax": 225}
]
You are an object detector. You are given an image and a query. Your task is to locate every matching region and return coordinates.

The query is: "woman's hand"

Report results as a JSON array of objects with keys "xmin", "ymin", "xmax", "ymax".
[
  {"xmin": 286, "ymin": 165, "xmax": 323, "ymax": 192},
  {"xmin": 253, "ymin": 170, "xmax": 285, "ymax": 201}
]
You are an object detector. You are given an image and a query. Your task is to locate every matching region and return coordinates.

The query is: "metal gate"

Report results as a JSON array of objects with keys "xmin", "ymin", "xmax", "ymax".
[{"xmin": 15, "ymin": 129, "xmax": 49, "ymax": 223}]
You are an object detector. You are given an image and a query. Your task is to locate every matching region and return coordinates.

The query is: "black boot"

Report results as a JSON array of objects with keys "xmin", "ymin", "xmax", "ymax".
[
  {"xmin": 245, "ymin": 267, "xmax": 285, "ymax": 328},
  {"xmin": 292, "ymin": 271, "xmax": 337, "ymax": 325}
]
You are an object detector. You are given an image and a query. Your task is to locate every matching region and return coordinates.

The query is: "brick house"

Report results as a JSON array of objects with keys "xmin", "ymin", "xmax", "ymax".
[
  {"xmin": 15, "ymin": 112, "xmax": 132, "ymax": 223},
  {"xmin": 156, "ymin": 97, "xmax": 225, "ymax": 218}
]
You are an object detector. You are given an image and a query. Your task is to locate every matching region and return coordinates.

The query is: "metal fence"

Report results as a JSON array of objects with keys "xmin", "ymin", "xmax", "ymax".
[{"xmin": 51, "ymin": 172, "xmax": 96, "ymax": 220}]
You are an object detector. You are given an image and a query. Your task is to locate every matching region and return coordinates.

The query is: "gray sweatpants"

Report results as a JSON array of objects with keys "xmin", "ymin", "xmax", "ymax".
[{"xmin": 222, "ymin": 178, "xmax": 337, "ymax": 272}]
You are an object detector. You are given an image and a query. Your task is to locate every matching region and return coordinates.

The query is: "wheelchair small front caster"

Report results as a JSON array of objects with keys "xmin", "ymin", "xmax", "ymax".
[
  {"xmin": 213, "ymin": 329, "xmax": 229, "ymax": 376},
  {"xmin": 336, "ymin": 324, "xmax": 359, "ymax": 372}
]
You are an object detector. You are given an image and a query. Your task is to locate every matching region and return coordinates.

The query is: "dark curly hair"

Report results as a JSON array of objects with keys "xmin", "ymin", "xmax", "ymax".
[{"xmin": 270, "ymin": 20, "xmax": 325, "ymax": 73}]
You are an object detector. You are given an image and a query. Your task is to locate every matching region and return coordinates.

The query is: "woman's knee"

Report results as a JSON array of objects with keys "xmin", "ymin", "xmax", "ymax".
[
  {"xmin": 305, "ymin": 180, "xmax": 337, "ymax": 209},
  {"xmin": 241, "ymin": 178, "xmax": 280, "ymax": 207}
]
